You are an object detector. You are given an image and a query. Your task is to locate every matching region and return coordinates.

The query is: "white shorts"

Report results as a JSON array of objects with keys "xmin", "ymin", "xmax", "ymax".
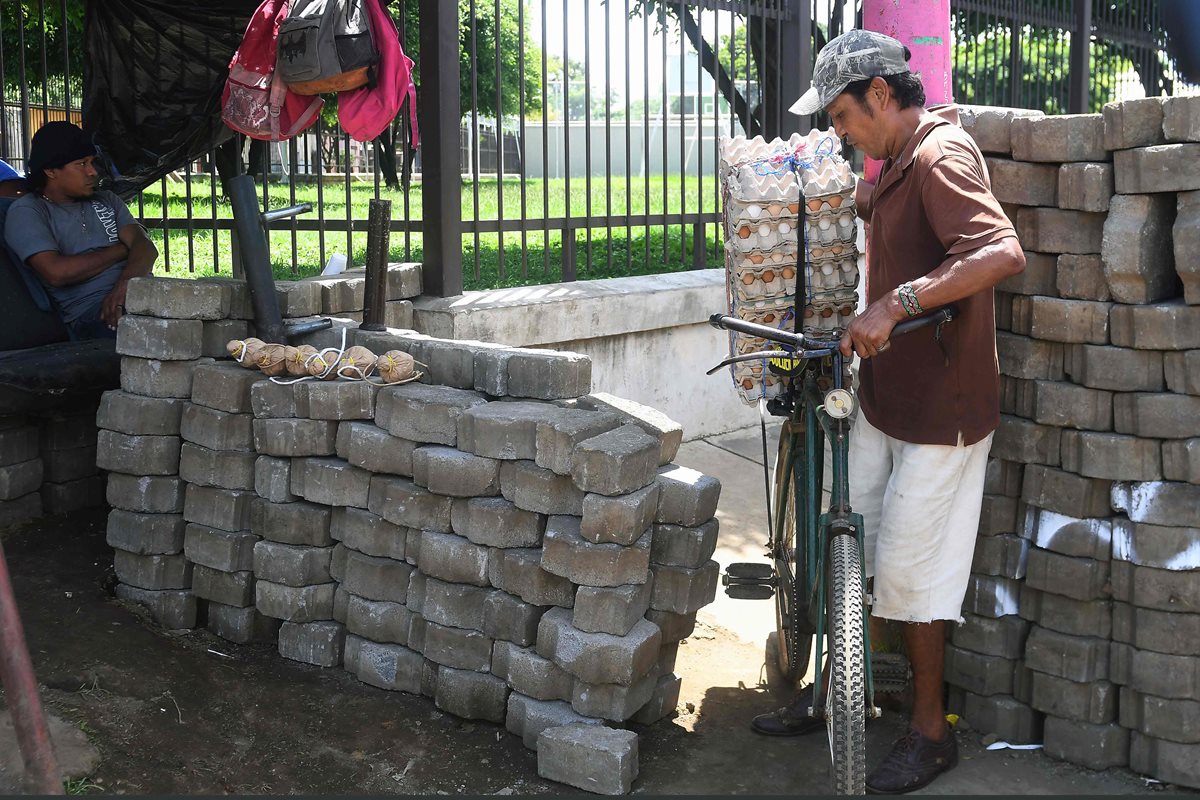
[{"xmin": 847, "ymin": 412, "xmax": 992, "ymax": 624}]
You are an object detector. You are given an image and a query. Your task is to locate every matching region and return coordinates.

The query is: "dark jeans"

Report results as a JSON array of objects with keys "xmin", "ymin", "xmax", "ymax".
[{"xmin": 65, "ymin": 302, "xmax": 117, "ymax": 341}]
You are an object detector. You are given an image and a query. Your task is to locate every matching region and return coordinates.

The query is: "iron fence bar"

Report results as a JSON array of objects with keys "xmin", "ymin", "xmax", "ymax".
[
  {"xmin": 38, "ymin": 0, "xmax": 49, "ymax": 117},
  {"xmin": 185, "ymin": 161, "xmax": 195, "ymax": 272},
  {"xmin": 624, "ymin": 0, "xmax": 632, "ymax": 274},
  {"xmin": 344, "ymin": 132, "xmax": 353, "ymax": 268},
  {"xmin": 290, "ymin": 138, "xmax": 300, "ymax": 273},
  {"xmin": 562, "ymin": 0, "xmax": 575, "ymax": 281},
  {"xmin": 678, "ymin": 0, "xmax": 686, "ymax": 268},
  {"xmin": 470, "ymin": 0, "xmax": 481, "ymax": 281},
  {"xmin": 518, "ymin": 0, "xmax": 528, "ymax": 279},
  {"xmin": 604, "ymin": 0, "xmax": 612, "ymax": 275},
  {"xmin": 209, "ymin": 147, "xmax": 219, "ymax": 273},
  {"xmin": 17, "ymin": 1, "xmax": 30, "ymax": 166},
  {"xmin": 0, "ymin": 3, "xmax": 8, "ymax": 171},
  {"xmin": 541, "ymin": 0, "xmax": 550, "ymax": 277},
  {"xmin": 711, "ymin": 4, "xmax": 719, "ymax": 263},
  {"xmin": 494, "ymin": 0, "xmax": 505, "ymax": 280},
  {"xmin": 694, "ymin": 0, "xmax": 705, "ymax": 269},
  {"xmin": 584, "ymin": 0, "xmax": 593, "ymax": 274},
  {"xmin": 661, "ymin": 3, "xmax": 668, "ymax": 266},
  {"xmin": 643, "ymin": 5, "xmax": 650, "ymax": 272},
  {"xmin": 59, "ymin": 0, "xmax": 70, "ymax": 112},
  {"xmin": 316, "ymin": 114, "xmax": 328, "ymax": 271},
  {"xmin": 397, "ymin": 4, "xmax": 411, "ymax": 262}
]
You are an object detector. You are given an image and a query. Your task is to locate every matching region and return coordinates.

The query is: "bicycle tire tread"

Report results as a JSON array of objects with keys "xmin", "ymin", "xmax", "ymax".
[{"xmin": 827, "ymin": 534, "xmax": 867, "ymax": 795}]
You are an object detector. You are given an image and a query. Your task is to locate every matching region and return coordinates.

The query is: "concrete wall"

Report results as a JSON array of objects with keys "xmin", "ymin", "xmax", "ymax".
[{"xmin": 412, "ymin": 271, "xmax": 762, "ymax": 440}]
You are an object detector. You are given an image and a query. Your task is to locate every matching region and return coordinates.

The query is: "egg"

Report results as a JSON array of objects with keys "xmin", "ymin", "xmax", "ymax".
[{"xmin": 746, "ymin": 204, "xmax": 763, "ymax": 219}]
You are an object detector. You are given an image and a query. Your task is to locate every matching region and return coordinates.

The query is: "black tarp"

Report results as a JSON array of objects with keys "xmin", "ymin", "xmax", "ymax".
[{"xmin": 83, "ymin": 1, "xmax": 260, "ymax": 196}]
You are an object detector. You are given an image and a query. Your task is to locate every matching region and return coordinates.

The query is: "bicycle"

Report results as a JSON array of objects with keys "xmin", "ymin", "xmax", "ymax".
[{"xmin": 706, "ymin": 306, "xmax": 957, "ymax": 795}]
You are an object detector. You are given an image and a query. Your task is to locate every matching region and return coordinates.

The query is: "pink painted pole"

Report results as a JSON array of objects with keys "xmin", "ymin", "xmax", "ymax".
[{"xmin": 862, "ymin": 0, "xmax": 953, "ymax": 181}]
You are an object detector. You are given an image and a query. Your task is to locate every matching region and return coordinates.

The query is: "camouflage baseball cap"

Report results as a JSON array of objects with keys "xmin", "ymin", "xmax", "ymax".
[{"xmin": 789, "ymin": 29, "xmax": 911, "ymax": 116}]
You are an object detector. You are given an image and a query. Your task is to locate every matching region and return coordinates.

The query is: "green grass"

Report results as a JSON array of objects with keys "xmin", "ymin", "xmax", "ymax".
[
  {"xmin": 64, "ymin": 777, "xmax": 102, "ymax": 795},
  {"xmin": 133, "ymin": 175, "xmax": 724, "ymax": 290}
]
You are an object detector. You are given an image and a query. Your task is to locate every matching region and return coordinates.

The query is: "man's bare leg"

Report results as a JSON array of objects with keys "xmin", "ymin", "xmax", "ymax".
[{"xmin": 901, "ymin": 620, "xmax": 949, "ymax": 740}]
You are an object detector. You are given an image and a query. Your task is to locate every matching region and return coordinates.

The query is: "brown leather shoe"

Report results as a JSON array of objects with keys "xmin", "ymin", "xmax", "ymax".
[
  {"xmin": 866, "ymin": 727, "xmax": 958, "ymax": 794},
  {"xmin": 750, "ymin": 685, "xmax": 823, "ymax": 737}
]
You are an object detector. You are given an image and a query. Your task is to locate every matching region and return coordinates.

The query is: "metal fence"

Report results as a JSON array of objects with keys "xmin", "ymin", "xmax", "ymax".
[{"xmin": 0, "ymin": 0, "xmax": 1194, "ymax": 298}]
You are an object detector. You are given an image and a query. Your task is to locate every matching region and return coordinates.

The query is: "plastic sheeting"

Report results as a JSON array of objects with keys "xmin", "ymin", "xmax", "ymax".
[{"xmin": 83, "ymin": 1, "xmax": 259, "ymax": 196}]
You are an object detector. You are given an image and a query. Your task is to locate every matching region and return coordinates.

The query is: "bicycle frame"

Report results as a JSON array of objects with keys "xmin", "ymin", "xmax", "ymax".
[{"xmin": 771, "ymin": 351, "xmax": 878, "ymax": 721}]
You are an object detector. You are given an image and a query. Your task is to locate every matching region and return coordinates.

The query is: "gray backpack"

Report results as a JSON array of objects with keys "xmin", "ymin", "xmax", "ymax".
[{"xmin": 277, "ymin": 0, "xmax": 378, "ymax": 95}]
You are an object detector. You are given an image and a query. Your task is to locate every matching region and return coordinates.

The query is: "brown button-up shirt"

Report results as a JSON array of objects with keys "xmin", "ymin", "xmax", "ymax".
[{"xmin": 857, "ymin": 104, "xmax": 1016, "ymax": 446}]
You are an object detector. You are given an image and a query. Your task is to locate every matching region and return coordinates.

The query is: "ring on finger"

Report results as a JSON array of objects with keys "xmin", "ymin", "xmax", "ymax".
[{"xmin": 877, "ymin": 341, "xmax": 891, "ymax": 352}]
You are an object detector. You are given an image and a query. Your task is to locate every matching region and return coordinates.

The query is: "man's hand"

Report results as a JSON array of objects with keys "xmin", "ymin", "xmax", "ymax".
[
  {"xmin": 101, "ymin": 277, "xmax": 130, "ymax": 329},
  {"xmin": 839, "ymin": 291, "xmax": 906, "ymax": 359}
]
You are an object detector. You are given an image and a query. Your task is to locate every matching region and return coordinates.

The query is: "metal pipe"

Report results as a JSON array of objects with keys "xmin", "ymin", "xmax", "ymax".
[
  {"xmin": 285, "ymin": 318, "xmax": 334, "ymax": 339},
  {"xmin": 261, "ymin": 202, "xmax": 313, "ymax": 224},
  {"xmin": 0, "ymin": 539, "xmax": 64, "ymax": 795},
  {"xmin": 228, "ymin": 174, "xmax": 286, "ymax": 344},
  {"xmin": 361, "ymin": 198, "xmax": 392, "ymax": 331}
]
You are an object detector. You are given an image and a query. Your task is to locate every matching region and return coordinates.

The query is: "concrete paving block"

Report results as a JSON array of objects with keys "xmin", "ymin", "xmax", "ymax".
[
  {"xmin": 1173, "ymin": 191, "xmax": 1200, "ymax": 303},
  {"xmin": 997, "ymin": 251, "xmax": 1057, "ymax": 297},
  {"xmin": 995, "ymin": 332, "xmax": 1065, "ymax": 381},
  {"xmin": 120, "ymin": 357, "xmax": 209, "ymax": 399},
  {"xmin": 1120, "ymin": 687, "xmax": 1200, "ymax": 744},
  {"xmin": 473, "ymin": 346, "xmax": 514, "ymax": 396},
  {"xmin": 1063, "ymin": 344, "xmax": 1163, "ymax": 392},
  {"xmin": 1057, "ymin": 162, "xmax": 1114, "ymax": 213},
  {"xmin": 105, "ymin": 509, "xmax": 185, "ymax": 555},
  {"xmin": 250, "ymin": 379, "xmax": 308, "ymax": 419},
  {"xmin": 126, "ymin": 276, "xmax": 229, "ymax": 319},
  {"xmin": 435, "ymin": 665, "xmax": 510, "ymax": 722},
  {"xmin": 403, "ymin": 529, "xmax": 484, "ymax": 585},
  {"xmin": 1163, "ymin": 95, "xmax": 1200, "ymax": 142},
  {"xmin": 537, "ymin": 723, "xmax": 638, "ymax": 795},
  {"xmin": 962, "ymin": 574, "xmax": 1023, "ymax": 618},
  {"xmin": 192, "ymin": 565, "xmax": 255, "ymax": 607},
  {"xmin": 978, "ymin": 493, "xmax": 1020, "ymax": 536},
  {"xmin": 384, "ymin": 300, "xmax": 413, "ymax": 329},
  {"xmin": 1010, "ymin": 295, "xmax": 1110, "ymax": 344},
  {"xmin": 534, "ymin": 409, "xmax": 623, "ymax": 475},
  {"xmin": 306, "ymin": 275, "xmax": 365, "ymax": 314},
  {"xmin": 1112, "ymin": 481, "xmax": 1200, "ymax": 527},
  {"xmin": 1113, "ymin": 519, "xmax": 1200, "ymax": 573},
  {"xmin": 252, "ymin": 418, "xmax": 338, "ymax": 457},
  {"xmin": 999, "ymin": 375, "xmax": 1035, "ymax": 419},
  {"xmin": 1103, "ymin": 97, "xmax": 1166, "ymax": 150},
  {"xmin": 278, "ymin": 620, "xmax": 345, "ymax": 667},
  {"xmin": 571, "ymin": 668, "xmax": 660, "ymax": 722},
  {"xmin": 383, "ymin": 261, "xmax": 422, "ymax": 299},
  {"xmin": 97, "ymin": 390, "xmax": 184, "ymax": 436},
  {"xmin": 41, "ymin": 475, "xmax": 106, "ymax": 515},
  {"xmin": 1162, "ymin": 439, "xmax": 1200, "ymax": 485},
  {"xmin": 972, "ymin": 534, "xmax": 1029, "ymax": 579},
  {"xmin": 333, "ymin": 585, "xmax": 350, "ymax": 623},
  {"xmin": 1110, "ymin": 300, "xmax": 1200, "ymax": 351},
  {"xmin": 581, "ymin": 483, "xmax": 660, "ymax": 546},
  {"xmin": 106, "ymin": 473, "xmax": 185, "ymax": 514},
  {"xmin": 255, "ymin": 579, "xmax": 336, "ymax": 622},
  {"xmin": 458, "ymin": 400, "xmax": 561, "ymax": 460},
  {"xmin": 408, "ymin": 337, "xmax": 480, "ymax": 390},
  {"xmin": 1131, "ymin": 731, "xmax": 1200, "ymax": 789},
  {"xmin": 0, "ymin": 492, "xmax": 41, "ymax": 527},
  {"xmin": 341, "ymin": 547, "xmax": 412, "ymax": 604},
  {"xmin": 251, "ymin": 498, "xmax": 332, "ymax": 546},
  {"xmin": 1011, "ymin": 113, "xmax": 1106, "ymax": 163},
  {"xmin": 1024, "ymin": 507, "xmax": 1111, "ymax": 561},
  {"xmin": 645, "ymin": 609, "xmax": 697, "ymax": 643},
  {"xmin": 944, "ymin": 644, "xmax": 1014, "ymax": 696},
  {"xmin": 113, "ymin": 550, "xmax": 192, "ymax": 591},
  {"xmin": 451, "ymin": 496, "xmax": 544, "ymax": 548},
  {"xmin": 507, "ymin": 693, "xmax": 603, "ymax": 750},
  {"xmin": 951, "ymin": 613, "xmax": 1029, "ymax": 660},
  {"xmin": 421, "ymin": 621, "xmax": 494, "ymax": 671},
  {"xmin": 958, "ymin": 104, "xmax": 1045, "ymax": 154},
  {"xmin": 985, "ymin": 157, "xmax": 1057, "ymax": 206},
  {"xmin": 572, "ymin": 424, "xmax": 660, "ymax": 496},
  {"xmin": 577, "ymin": 392, "xmax": 683, "ymax": 466},
  {"xmin": 303, "ymin": 381, "xmax": 378, "ymax": 421},
  {"xmin": 0, "ymin": 425, "xmax": 37, "ymax": 468},
  {"xmin": 542, "ymin": 516, "xmax": 651, "ymax": 588},
  {"xmin": 1113, "ymin": 602, "xmax": 1200, "ymax": 656},
  {"xmin": 336, "ymin": 421, "xmax": 415, "ymax": 476},
  {"xmin": 116, "ymin": 315, "xmax": 203, "ymax": 360},
  {"xmin": 412, "ymin": 446, "xmax": 500, "ymax": 497},
  {"xmin": 656, "ymin": 643, "xmax": 680, "ymax": 675},
  {"xmin": 496, "ymin": 644, "xmax": 574, "ymax": 703},
  {"xmin": 201, "ymin": 319, "xmax": 250, "ymax": 359},
  {"xmin": 179, "ymin": 443, "xmax": 257, "ymax": 491},
  {"xmin": 991, "ymin": 415, "xmax": 1061, "ymax": 466},
  {"xmin": 1015, "ymin": 207, "xmax": 1105, "ymax": 255},
  {"xmin": 273, "ymin": 280, "xmax": 321, "ymax": 318},
  {"xmin": 183, "ymin": 485, "xmax": 255, "ymax": 533},
  {"xmin": 573, "ymin": 582, "xmax": 653, "ymax": 637},
  {"xmin": 654, "ymin": 465, "xmax": 721, "ymax": 528},
  {"xmin": 1029, "ymin": 671, "xmax": 1116, "ymax": 724},
  {"xmin": 41, "ymin": 444, "xmax": 97, "ymax": 485},
  {"xmin": 114, "ymin": 584, "xmax": 196, "ymax": 629},
  {"xmin": 948, "ymin": 691, "xmax": 1042, "ymax": 745},
  {"xmin": 488, "ymin": 547, "xmax": 576, "ymax": 608},
  {"xmin": 254, "ymin": 456, "xmax": 297, "ymax": 503},
  {"xmin": 649, "ymin": 560, "xmax": 719, "ymax": 615},
  {"xmin": 180, "ymin": 404, "xmax": 254, "ymax": 452},
  {"xmin": 375, "ymin": 383, "xmax": 487, "ymax": 446},
  {"xmin": 345, "ymin": 593, "xmax": 412, "ymax": 645},
  {"xmin": 1029, "ymin": 380, "xmax": 1113, "ymax": 431},
  {"xmin": 1115, "ymin": 393, "xmax": 1200, "ymax": 439},
  {"xmin": 1019, "ymin": 584, "xmax": 1112, "ymax": 639},
  {"xmin": 499, "ymin": 460, "xmax": 586, "ymax": 515},
  {"xmin": 1060, "ymin": 431, "xmax": 1161, "ymax": 481},
  {"xmin": 297, "ymin": 456, "xmax": 371, "ymax": 507},
  {"xmin": 1114, "ymin": 143, "xmax": 1200, "ymax": 193},
  {"xmin": 629, "ymin": 672, "xmax": 683, "ymax": 725},
  {"xmin": 1055, "ymin": 254, "xmax": 1111, "ymax": 301},
  {"xmin": 537, "ymin": 607, "xmax": 661, "ymax": 686},
  {"xmin": 1101, "ymin": 193, "xmax": 1178, "ymax": 304},
  {"xmin": 206, "ymin": 601, "xmax": 281, "ymax": 644},
  {"xmin": 367, "ymin": 475, "xmax": 453, "ymax": 532},
  {"xmin": 1112, "ymin": 644, "xmax": 1200, "ymax": 700},
  {"xmin": 0, "ymin": 458, "xmax": 41, "ymax": 501},
  {"xmin": 1025, "ymin": 547, "xmax": 1110, "ymax": 602},
  {"xmin": 504, "ymin": 349, "xmax": 591, "ymax": 400},
  {"xmin": 352, "ymin": 637, "xmax": 424, "ymax": 693},
  {"xmin": 422, "ymin": 577, "xmax": 494, "ymax": 631},
  {"xmin": 1044, "ymin": 716, "xmax": 1128, "ymax": 770},
  {"xmin": 1111, "ymin": 559, "xmax": 1200, "ymax": 613},
  {"xmin": 330, "ymin": 506, "xmax": 406, "ymax": 560},
  {"xmin": 96, "ymin": 430, "xmax": 180, "ymax": 476},
  {"xmin": 189, "ymin": 363, "xmax": 261, "ymax": 414},
  {"xmin": 253, "ymin": 539, "xmax": 333, "ymax": 587},
  {"xmin": 1024, "ymin": 625, "xmax": 1109, "ymax": 683},
  {"xmin": 183, "ymin": 524, "xmax": 257, "ymax": 572},
  {"xmin": 994, "ymin": 290, "xmax": 1014, "ymax": 331},
  {"xmin": 483, "ymin": 591, "xmax": 547, "ymax": 647},
  {"xmin": 38, "ymin": 410, "xmax": 96, "ymax": 450}
]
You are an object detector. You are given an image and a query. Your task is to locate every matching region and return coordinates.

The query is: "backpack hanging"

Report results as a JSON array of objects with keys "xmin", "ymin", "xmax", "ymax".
[
  {"xmin": 337, "ymin": 0, "xmax": 419, "ymax": 145},
  {"xmin": 277, "ymin": 0, "xmax": 380, "ymax": 96},
  {"xmin": 222, "ymin": 0, "xmax": 323, "ymax": 142}
]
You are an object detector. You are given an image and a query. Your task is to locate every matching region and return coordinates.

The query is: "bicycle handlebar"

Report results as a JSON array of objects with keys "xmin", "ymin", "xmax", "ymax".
[{"xmin": 708, "ymin": 304, "xmax": 959, "ymax": 351}]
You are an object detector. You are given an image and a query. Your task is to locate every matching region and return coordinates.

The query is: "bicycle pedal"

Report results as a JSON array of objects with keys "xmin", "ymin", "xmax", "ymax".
[
  {"xmin": 724, "ymin": 584, "xmax": 774, "ymax": 600},
  {"xmin": 725, "ymin": 562, "xmax": 774, "ymax": 580}
]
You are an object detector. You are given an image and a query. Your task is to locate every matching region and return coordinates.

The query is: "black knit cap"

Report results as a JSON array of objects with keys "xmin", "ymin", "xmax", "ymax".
[{"xmin": 27, "ymin": 121, "xmax": 95, "ymax": 185}]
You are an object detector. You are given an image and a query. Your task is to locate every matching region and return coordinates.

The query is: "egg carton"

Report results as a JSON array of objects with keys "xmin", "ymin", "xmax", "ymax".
[
  {"xmin": 804, "ymin": 210, "xmax": 857, "ymax": 247},
  {"xmin": 728, "ymin": 217, "xmax": 801, "ymax": 254},
  {"xmin": 719, "ymin": 132, "xmax": 806, "ymax": 175},
  {"xmin": 727, "ymin": 247, "xmax": 799, "ymax": 303},
  {"xmin": 731, "ymin": 358, "xmax": 788, "ymax": 403},
  {"xmin": 797, "ymin": 156, "xmax": 856, "ymax": 197},
  {"xmin": 803, "ymin": 188, "xmax": 855, "ymax": 216},
  {"xmin": 726, "ymin": 197, "xmax": 801, "ymax": 229},
  {"xmin": 806, "ymin": 254, "xmax": 860, "ymax": 294},
  {"xmin": 725, "ymin": 169, "xmax": 802, "ymax": 208},
  {"xmin": 806, "ymin": 240, "xmax": 857, "ymax": 262}
]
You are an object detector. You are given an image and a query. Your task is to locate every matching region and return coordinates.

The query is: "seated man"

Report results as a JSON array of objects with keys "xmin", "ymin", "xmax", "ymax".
[
  {"xmin": 0, "ymin": 159, "xmax": 26, "ymax": 197},
  {"xmin": 4, "ymin": 121, "xmax": 157, "ymax": 339}
]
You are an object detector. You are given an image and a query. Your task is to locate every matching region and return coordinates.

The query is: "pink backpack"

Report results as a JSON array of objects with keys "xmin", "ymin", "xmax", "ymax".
[
  {"xmin": 337, "ymin": 0, "xmax": 419, "ymax": 145},
  {"xmin": 222, "ymin": 0, "xmax": 323, "ymax": 142}
]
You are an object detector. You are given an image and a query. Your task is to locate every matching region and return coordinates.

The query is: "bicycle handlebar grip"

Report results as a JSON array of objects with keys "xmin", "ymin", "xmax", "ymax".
[
  {"xmin": 891, "ymin": 304, "xmax": 960, "ymax": 338},
  {"xmin": 707, "ymin": 314, "xmax": 806, "ymax": 349}
]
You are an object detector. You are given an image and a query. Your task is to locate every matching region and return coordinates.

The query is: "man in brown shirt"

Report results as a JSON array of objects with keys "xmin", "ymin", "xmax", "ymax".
[{"xmin": 749, "ymin": 30, "xmax": 1025, "ymax": 794}]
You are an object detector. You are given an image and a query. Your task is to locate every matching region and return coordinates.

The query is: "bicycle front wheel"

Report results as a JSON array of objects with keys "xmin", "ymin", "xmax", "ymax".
[{"xmin": 826, "ymin": 533, "xmax": 867, "ymax": 795}]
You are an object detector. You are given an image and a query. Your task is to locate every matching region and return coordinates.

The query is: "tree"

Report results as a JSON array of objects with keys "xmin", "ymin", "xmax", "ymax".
[{"xmin": 1, "ymin": 0, "xmax": 85, "ymax": 106}]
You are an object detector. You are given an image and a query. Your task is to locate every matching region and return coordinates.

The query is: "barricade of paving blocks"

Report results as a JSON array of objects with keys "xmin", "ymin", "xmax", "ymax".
[{"xmin": 35, "ymin": 408, "xmax": 105, "ymax": 515}]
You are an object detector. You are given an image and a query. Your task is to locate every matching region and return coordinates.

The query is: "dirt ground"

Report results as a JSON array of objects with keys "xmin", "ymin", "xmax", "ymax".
[{"xmin": 0, "ymin": 496, "xmax": 1194, "ymax": 796}]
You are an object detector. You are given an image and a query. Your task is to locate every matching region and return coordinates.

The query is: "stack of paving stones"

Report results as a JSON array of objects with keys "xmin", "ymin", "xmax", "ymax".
[
  {"xmin": 0, "ymin": 406, "xmax": 108, "ymax": 527},
  {"xmin": 943, "ymin": 98, "xmax": 1200, "ymax": 788},
  {"xmin": 104, "ymin": 273, "xmax": 722, "ymax": 795}
]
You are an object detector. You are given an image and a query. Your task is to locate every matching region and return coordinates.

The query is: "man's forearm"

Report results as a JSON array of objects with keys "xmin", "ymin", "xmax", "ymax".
[
  {"xmin": 30, "ymin": 244, "xmax": 128, "ymax": 287},
  {"xmin": 880, "ymin": 237, "xmax": 1024, "ymax": 320},
  {"xmin": 118, "ymin": 238, "xmax": 157, "ymax": 281}
]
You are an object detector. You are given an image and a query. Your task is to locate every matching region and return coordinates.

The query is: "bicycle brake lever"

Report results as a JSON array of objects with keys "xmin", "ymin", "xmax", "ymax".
[{"xmin": 705, "ymin": 350, "xmax": 795, "ymax": 376}]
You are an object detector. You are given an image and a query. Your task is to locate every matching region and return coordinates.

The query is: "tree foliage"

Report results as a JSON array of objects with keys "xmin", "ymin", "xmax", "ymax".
[{"xmin": 1, "ymin": 0, "xmax": 85, "ymax": 104}]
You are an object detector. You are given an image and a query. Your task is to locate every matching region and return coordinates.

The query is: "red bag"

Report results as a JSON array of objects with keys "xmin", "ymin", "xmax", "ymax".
[
  {"xmin": 222, "ymin": 0, "xmax": 323, "ymax": 141},
  {"xmin": 337, "ymin": 0, "xmax": 419, "ymax": 144}
]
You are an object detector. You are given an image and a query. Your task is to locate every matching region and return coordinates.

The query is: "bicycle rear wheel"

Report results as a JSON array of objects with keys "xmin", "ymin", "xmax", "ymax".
[
  {"xmin": 772, "ymin": 430, "xmax": 814, "ymax": 682},
  {"xmin": 826, "ymin": 533, "xmax": 867, "ymax": 795}
]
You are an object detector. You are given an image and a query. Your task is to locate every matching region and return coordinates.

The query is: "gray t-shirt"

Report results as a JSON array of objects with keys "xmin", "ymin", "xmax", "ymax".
[{"xmin": 4, "ymin": 190, "xmax": 138, "ymax": 322}]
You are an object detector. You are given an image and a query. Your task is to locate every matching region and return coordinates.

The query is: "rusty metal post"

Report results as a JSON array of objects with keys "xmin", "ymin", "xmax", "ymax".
[
  {"xmin": 0, "ymin": 539, "xmax": 63, "ymax": 795},
  {"xmin": 361, "ymin": 198, "xmax": 391, "ymax": 331}
]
